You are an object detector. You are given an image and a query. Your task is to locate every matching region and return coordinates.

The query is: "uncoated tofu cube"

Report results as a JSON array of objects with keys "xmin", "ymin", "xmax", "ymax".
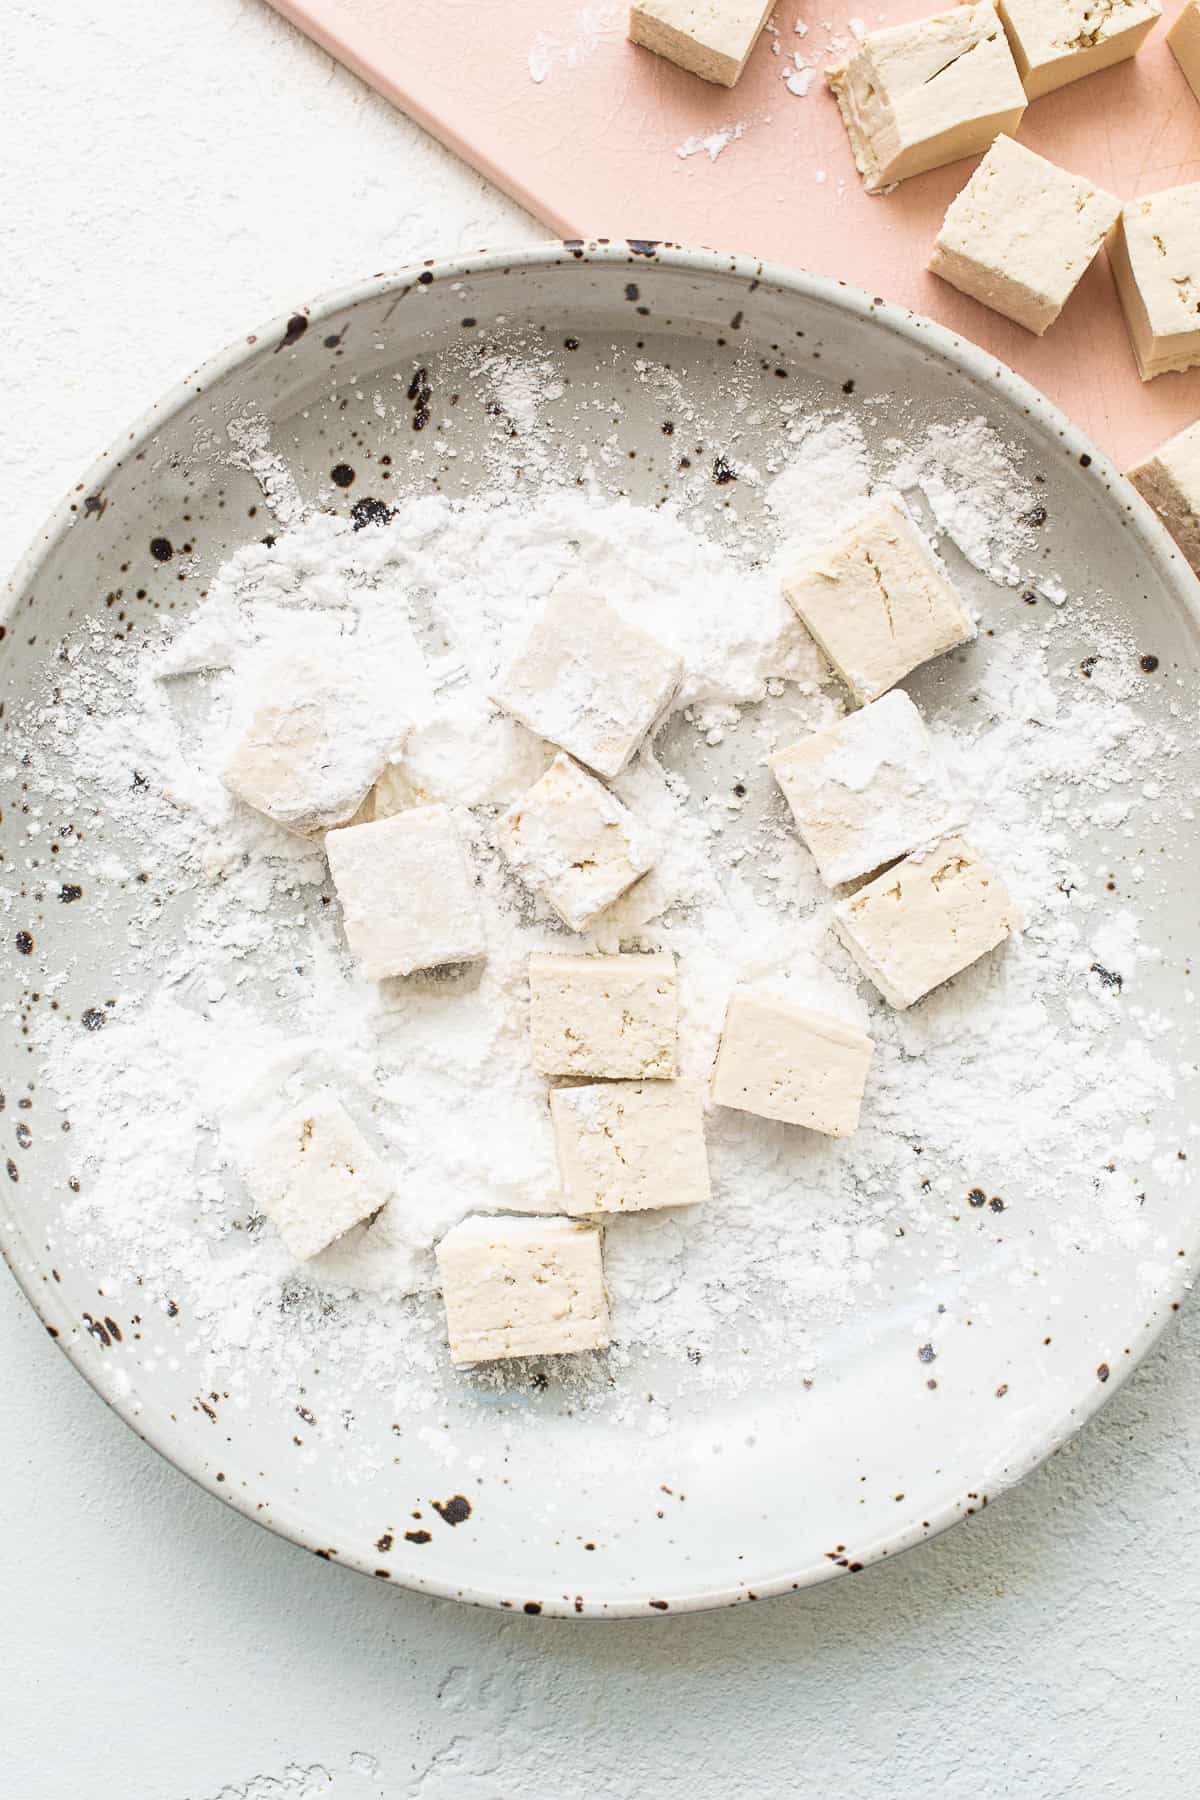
[
  {"xmin": 782, "ymin": 499, "xmax": 975, "ymax": 707},
  {"xmin": 326, "ymin": 804, "xmax": 485, "ymax": 979},
  {"xmin": 998, "ymin": 0, "xmax": 1161, "ymax": 100},
  {"xmin": 771, "ymin": 690, "xmax": 961, "ymax": 889},
  {"xmin": 1110, "ymin": 185, "xmax": 1200, "ymax": 380},
  {"xmin": 550, "ymin": 1080, "xmax": 711, "ymax": 1214},
  {"xmin": 627, "ymin": 0, "xmax": 774, "ymax": 86},
  {"xmin": 436, "ymin": 1213, "xmax": 609, "ymax": 1363},
  {"xmin": 491, "ymin": 589, "xmax": 681, "ymax": 780},
  {"xmin": 242, "ymin": 1096, "xmax": 393, "ymax": 1261},
  {"xmin": 528, "ymin": 950, "xmax": 677, "ymax": 1078},
  {"xmin": 929, "ymin": 136, "xmax": 1119, "ymax": 336},
  {"xmin": 834, "ymin": 835, "xmax": 1020, "ymax": 1009},
  {"xmin": 711, "ymin": 990, "xmax": 875, "ymax": 1136},
  {"xmin": 827, "ymin": 3, "xmax": 1026, "ymax": 195},
  {"xmin": 498, "ymin": 753, "xmax": 655, "ymax": 932},
  {"xmin": 1170, "ymin": 0, "xmax": 1200, "ymax": 105},
  {"xmin": 1127, "ymin": 418, "xmax": 1200, "ymax": 573}
]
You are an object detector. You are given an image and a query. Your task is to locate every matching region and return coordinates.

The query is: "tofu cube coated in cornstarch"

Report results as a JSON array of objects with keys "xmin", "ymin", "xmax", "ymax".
[
  {"xmin": 223, "ymin": 650, "xmax": 413, "ymax": 837},
  {"xmin": 929, "ymin": 136, "xmax": 1119, "ymax": 337},
  {"xmin": 827, "ymin": 3, "xmax": 1026, "ymax": 194},
  {"xmin": 550, "ymin": 1080, "xmax": 711, "ymax": 1214},
  {"xmin": 1110, "ymin": 185, "xmax": 1200, "ymax": 381},
  {"xmin": 326, "ymin": 804, "xmax": 485, "ymax": 979},
  {"xmin": 998, "ymin": 0, "xmax": 1161, "ymax": 100},
  {"xmin": 782, "ymin": 499, "xmax": 975, "ymax": 707},
  {"xmin": 627, "ymin": 0, "xmax": 774, "ymax": 87},
  {"xmin": 711, "ymin": 990, "xmax": 875, "ymax": 1136},
  {"xmin": 436, "ymin": 1214, "xmax": 609, "ymax": 1363},
  {"xmin": 1127, "ymin": 419, "xmax": 1200, "ymax": 573},
  {"xmin": 1170, "ymin": 1, "xmax": 1200, "ymax": 104},
  {"xmin": 498, "ymin": 753, "xmax": 655, "ymax": 932},
  {"xmin": 242, "ymin": 1096, "xmax": 393, "ymax": 1262},
  {"xmin": 834, "ymin": 836, "xmax": 1020, "ymax": 1009},
  {"xmin": 528, "ymin": 950, "xmax": 677, "ymax": 1078},
  {"xmin": 491, "ymin": 588, "xmax": 681, "ymax": 780},
  {"xmin": 770, "ymin": 689, "xmax": 961, "ymax": 890}
]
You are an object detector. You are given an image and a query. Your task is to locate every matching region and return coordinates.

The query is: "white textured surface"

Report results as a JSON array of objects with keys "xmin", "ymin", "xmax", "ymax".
[{"xmin": 3, "ymin": 2, "xmax": 1200, "ymax": 1795}]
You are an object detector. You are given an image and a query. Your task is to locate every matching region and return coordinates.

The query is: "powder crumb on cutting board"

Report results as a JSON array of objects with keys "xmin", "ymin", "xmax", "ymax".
[{"xmin": 11, "ymin": 343, "xmax": 1186, "ymax": 1437}]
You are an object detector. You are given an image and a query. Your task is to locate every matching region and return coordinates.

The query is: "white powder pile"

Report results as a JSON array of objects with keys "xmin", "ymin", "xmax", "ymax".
[{"xmin": 11, "ymin": 370, "xmax": 1187, "ymax": 1431}]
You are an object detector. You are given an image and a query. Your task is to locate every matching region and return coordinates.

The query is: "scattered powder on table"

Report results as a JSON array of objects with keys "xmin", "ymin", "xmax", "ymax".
[{"xmin": 11, "ymin": 384, "xmax": 1186, "ymax": 1430}]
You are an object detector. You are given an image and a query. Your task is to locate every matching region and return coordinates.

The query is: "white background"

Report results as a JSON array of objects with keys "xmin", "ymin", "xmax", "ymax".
[{"xmin": 2, "ymin": 4, "xmax": 1198, "ymax": 1795}]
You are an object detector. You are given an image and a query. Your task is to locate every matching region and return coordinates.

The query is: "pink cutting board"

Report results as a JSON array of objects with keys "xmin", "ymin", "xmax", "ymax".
[{"xmin": 268, "ymin": 0, "xmax": 1200, "ymax": 466}]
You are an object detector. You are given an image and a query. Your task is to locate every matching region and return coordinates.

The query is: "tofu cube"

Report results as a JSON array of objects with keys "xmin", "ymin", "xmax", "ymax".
[
  {"xmin": 929, "ymin": 136, "xmax": 1119, "ymax": 336},
  {"xmin": 771, "ymin": 690, "xmax": 961, "ymax": 889},
  {"xmin": 834, "ymin": 835, "xmax": 1019, "ymax": 1009},
  {"xmin": 223, "ymin": 651, "xmax": 411, "ymax": 837},
  {"xmin": 827, "ymin": 3, "xmax": 1026, "ymax": 195},
  {"xmin": 498, "ymin": 753, "xmax": 654, "ymax": 932},
  {"xmin": 1128, "ymin": 419, "xmax": 1200, "ymax": 573},
  {"xmin": 782, "ymin": 499, "xmax": 975, "ymax": 707},
  {"xmin": 711, "ymin": 990, "xmax": 875, "ymax": 1136},
  {"xmin": 627, "ymin": 0, "xmax": 773, "ymax": 86},
  {"xmin": 550, "ymin": 1080, "xmax": 711, "ymax": 1214},
  {"xmin": 998, "ymin": 0, "xmax": 1161, "ymax": 100},
  {"xmin": 242, "ymin": 1096, "xmax": 392, "ymax": 1261},
  {"xmin": 492, "ymin": 589, "xmax": 681, "ymax": 780},
  {"xmin": 436, "ymin": 1213, "xmax": 609, "ymax": 1363},
  {"xmin": 529, "ymin": 950, "xmax": 677, "ymax": 1078},
  {"xmin": 1170, "ymin": 0, "xmax": 1200, "ymax": 105},
  {"xmin": 1110, "ymin": 186, "xmax": 1200, "ymax": 381},
  {"xmin": 326, "ymin": 804, "xmax": 485, "ymax": 979}
]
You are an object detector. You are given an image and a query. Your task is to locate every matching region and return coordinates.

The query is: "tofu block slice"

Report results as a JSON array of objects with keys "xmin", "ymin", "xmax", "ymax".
[
  {"xmin": 998, "ymin": 0, "xmax": 1160, "ymax": 100},
  {"xmin": 929, "ymin": 136, "xmax": 1119, "ymax": 336},
  {"xmin": 771, "ymin": 690, "xmax": 961, "ymax": 889},
  {"xmin": 498, "ymin": 753, "xmax": 655, "ymax": 932},
  {"xmin": 711, "ymin": 990, "xmax": 875, "ymax": 1136},
  {"xmin": 436, "ymin": 1213, "xmax": 609, "ymax": 1363},
  {"xmin": 223, "ymin": 650, "xmax": 412, "ymax": 837},
  {"xmin": 529, "ymin": 950, "xmax": 677, "ymax": 1079},
  {"xmin": 1128, "ymin": 418, "xmax": 1200, "ymax": 572},
  {"xmin": 1110, "ymin": 186, "xmax": 1200, "ymax": 380},
  {"xmin": 782, "ymin": 499, "xmax": 975, "ymax": 706},
  {"xmin": 627, "ymin": 0, "xmax": 773, "ymax": 86},
  {"xmin": 492, "ymin": 589, "xmax": 681, "ymax": 780},
  {"xmin": 550, "ymin": 1080, "xmax": 711, "ymax": 1214},
  {"xmin": 1170, "ymin": 0, "xmax": 1200, "ymax": 103},
  {"xmin": 326, "ymin": 804, "xmax": 485, "ymax": 979},
  {"xmin": 827, "ymin": 3, "xmax": 1026, "ymax": 194},
  {"xmin": 242, "ymin": 1096, "xmax": 392, "ymax": 1261},
  {"xmin": 834, "ymin": 835, "xmax": 1019, "ymax": 1009}
]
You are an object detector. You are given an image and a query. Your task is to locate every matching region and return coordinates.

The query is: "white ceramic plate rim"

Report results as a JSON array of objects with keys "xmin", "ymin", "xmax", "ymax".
[{"xmin": 2, "ymin": 240, "xmax": 1197, "ymax": 1617}]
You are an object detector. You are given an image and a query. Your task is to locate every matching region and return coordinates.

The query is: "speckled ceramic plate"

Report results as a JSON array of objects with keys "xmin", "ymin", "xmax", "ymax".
[{"xmin": 2, "ymin": 244, "xmax": 1197, "ymax": 1618}]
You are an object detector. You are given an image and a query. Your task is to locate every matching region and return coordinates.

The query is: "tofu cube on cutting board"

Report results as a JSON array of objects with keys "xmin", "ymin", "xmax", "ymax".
[
  {"xmin": 1109, "ymin": 184, "xmax": 1200, "ymax": 380},
  {"xmin": 997, "ymin": 0, "xmax": 1162, "ymax": 99},
  {"xmin": 771, "ymin": 689, "xmax": 961, "ymax": 890},
  {"xmin": 711, "ymin": 990, "xmax": 875, "ymax": 1136},
  {"xmin": 828, "ymin": 2, "xmax": 1026, "ymax": 194},
  {"xmin": 326, "ymin": 804, "xmax": 485, "ymax": 979},
  {"xmin": 550, "ymin": 1079, "xmax": 711, "ymax": 1214},
  {"xmin": 835, "ymin": 836, "xmax": 1020, "ymax": 1009},
  {"xmin": 1128, "ymin": 419, "xmax": 1200, "ymax": 573},
  {"xmin": 783, "ymin": 498, "xmax": 976, "ymax": 707},
  {"xmin": 529, "ymin": 950, "xmax": 678, "ymax": 1079},
  {"xmin": 436, "ymin": 1214, "xmax": 610, "ymax": 1363},
  {"xmin": 627, "ymin": 0, "xmax": 774, "ymax": 87},
  {"xmin": 930, "ymin": 136, "xmax": 1119, "ymax": 336},
  {"xmin": 1171, "ymin": 0, "xmax": 1200, "ymax": 102}
]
